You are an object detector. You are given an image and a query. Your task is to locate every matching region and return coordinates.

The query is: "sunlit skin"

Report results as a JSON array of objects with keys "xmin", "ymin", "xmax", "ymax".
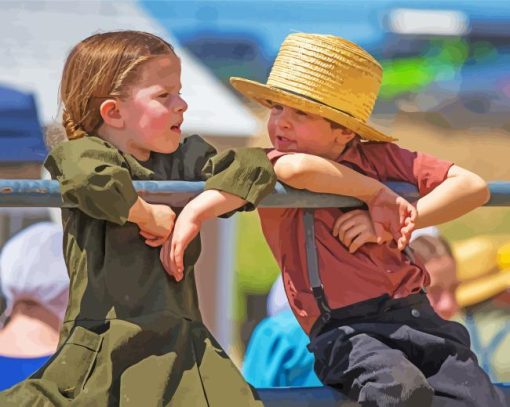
[
  {"xmin": 267, "ymin": 104, "xmax": 354, "ymax": 161},
  {"xmin": 424, "ymin": 255, "xmax": 460, "ymax": 320},
  {"xmin": 99, "ymin": 54, "xmax": 188, "ymax": 161}
]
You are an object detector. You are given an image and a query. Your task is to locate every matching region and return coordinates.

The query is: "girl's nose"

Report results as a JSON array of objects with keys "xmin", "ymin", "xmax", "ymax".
[{"xmin": 175, "ymin": 95, "xmax": 188, "ymax": 113}]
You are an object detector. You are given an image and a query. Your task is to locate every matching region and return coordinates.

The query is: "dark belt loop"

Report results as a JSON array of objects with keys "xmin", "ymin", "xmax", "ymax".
[{"xmin": 303, "ymin": 209, "xmax": 331, "ymax": 323}]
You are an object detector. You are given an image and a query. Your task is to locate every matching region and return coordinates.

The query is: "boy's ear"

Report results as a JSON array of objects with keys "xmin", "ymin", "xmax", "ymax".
[
  {"xmin": 99, "ymin": 99, "xmax": 124, "ymax": 128},
  {"xmin": 335, "ymin": 127, "xmax": 356, "ymax": 144}
]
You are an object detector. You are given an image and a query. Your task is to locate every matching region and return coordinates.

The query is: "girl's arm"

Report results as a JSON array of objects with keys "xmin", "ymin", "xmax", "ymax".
[
  {"xmin": 160, "ymin": 190, "xmax": 247, "ymax": 280},
  {"xmin": 413, "ymin": 165, "xmax": 490, "ymax": 228}
]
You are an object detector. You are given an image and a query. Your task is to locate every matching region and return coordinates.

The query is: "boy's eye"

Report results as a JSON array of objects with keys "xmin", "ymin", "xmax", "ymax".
[
  {"xmin": 158, "ymin": 92, "xmax": 169, "ymax": 98},
  {"xmin": 296, "ymin": 109, "xmax": 308, "ymax": 116},
  {"xmin": 270, "ymin": 103, "xmax": 283, "ymax": 111}
]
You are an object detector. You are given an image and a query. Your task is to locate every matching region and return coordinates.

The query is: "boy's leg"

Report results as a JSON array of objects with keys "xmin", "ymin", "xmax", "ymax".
[
  {"xmin": 310, "ymin": 327, "xmax": 434, "ymax": 407},
  {"xmin": 425, "ymin": 337, "xmax": 506, "ymax": 407}
]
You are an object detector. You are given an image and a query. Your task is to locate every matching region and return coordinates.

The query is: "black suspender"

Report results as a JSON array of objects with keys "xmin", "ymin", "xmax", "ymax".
[{"xmin": 303, "ymin": 209, "xmax": 331, "ymax": 323}]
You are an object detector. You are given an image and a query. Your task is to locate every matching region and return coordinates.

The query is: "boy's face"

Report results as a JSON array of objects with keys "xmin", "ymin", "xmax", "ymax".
[{"xmin": 267, "ymin": 104, "xmax": 352, "ymax": 160}]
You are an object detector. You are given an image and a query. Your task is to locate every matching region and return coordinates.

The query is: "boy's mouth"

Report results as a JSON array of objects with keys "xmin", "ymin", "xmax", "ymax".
[{"xmin": 276, "ymin": 135, "xmax": 293, "ymax": 143}]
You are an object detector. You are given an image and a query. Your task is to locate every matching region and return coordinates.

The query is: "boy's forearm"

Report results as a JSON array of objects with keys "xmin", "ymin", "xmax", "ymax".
[
  {"xmin": 185, "ymin": 190, "xmax": 247, "ymax": 221},
  {"xmin": 274, "ymin": 153, "xmax": 384, "ymax": 202},
  {"xmin": 414, "ymin": 165, "xmax": 490, "ymax": 228}
]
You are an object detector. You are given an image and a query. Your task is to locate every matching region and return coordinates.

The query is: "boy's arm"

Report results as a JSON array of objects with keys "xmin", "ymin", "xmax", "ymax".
[
  {"xmin": 273, "ymin": 152, "xmax": 384, "ymax": 201},
  {"xmin": 413, "ymin": 165, "xmax": 490, "ymax": 228},
  {"xmin": 273, "ymin": 153, "xmax": 416, "ymax": 248},
  {"xmin": 160, "ymin": 190, "xmax": 247, "ymax": 280}
]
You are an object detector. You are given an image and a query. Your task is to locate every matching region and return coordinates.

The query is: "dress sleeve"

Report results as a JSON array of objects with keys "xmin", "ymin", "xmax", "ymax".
[
  {"xmin": 179, "ymin": 134, "xmax": 218, "ymax": 181},
  {"xmin": 202, "ymin": 147, "xmax": 277, "ymax": 211},
  {"xmin": 371, "ymin": 142, "xmax": 454, "ymax": 196},
  {"xmin": 43, "ymin": 137, "xmax": 139, "ymax": 225}
]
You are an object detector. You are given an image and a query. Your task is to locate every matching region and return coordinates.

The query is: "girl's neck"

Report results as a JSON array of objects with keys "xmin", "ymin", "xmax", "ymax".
[
  {"xmin": 0, "ymin": 303, "xmax": 61, "ymax": 357},
  {"xmin": 97, "ymin": 127, "xmax": 150, "ymax": 161}
]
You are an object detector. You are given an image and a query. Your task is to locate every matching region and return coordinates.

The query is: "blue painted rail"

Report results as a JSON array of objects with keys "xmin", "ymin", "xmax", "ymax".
[{"xmin": 1, "ymin": 179, "xmax": 510, "ymax": 207}]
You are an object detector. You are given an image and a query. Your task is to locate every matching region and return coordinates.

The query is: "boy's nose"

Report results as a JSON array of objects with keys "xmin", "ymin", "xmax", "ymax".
[{"xmin": 275, "ymin": 109, "xmax": 292, "ymax": 129}]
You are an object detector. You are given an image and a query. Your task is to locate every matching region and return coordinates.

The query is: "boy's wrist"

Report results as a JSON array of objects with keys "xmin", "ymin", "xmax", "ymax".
[{"xmin": 360, "ymin": 181, "xmax": 387, "ymax": 204}]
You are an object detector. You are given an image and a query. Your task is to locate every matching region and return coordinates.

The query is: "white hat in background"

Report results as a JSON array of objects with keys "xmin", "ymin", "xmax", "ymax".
[
  {"xmin": 267, "ymin": 276, "xmax": 291, "ymax": 317},
  {"xmin": 0, "ymin": 222, "xmax": 69, "ymax": 321}
]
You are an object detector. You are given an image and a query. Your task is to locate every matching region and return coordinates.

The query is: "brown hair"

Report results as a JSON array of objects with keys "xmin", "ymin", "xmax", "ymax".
[
  {"xmin": 60, "ymin": 31, "xmax": 175, "ymax": 140},
  {"xmin": 410, "ymin": 235, "xmax": 454, "ymax": 264}
]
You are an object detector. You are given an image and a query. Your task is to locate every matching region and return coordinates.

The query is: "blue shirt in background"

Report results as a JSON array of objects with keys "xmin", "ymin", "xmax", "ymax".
[{"xmin": 0, "ymin": 354, "xmax": 51, "ymax": 391}]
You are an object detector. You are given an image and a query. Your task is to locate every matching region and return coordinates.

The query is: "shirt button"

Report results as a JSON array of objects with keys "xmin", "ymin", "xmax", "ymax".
[{"xmin": 411, "ymin": 308, "xmax": 420, "ymax": 318}]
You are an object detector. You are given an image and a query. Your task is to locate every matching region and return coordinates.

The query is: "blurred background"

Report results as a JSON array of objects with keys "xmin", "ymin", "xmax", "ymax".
[{"xmin": 1, "ymin": 0, "xmax": 509, "ymax": 369}]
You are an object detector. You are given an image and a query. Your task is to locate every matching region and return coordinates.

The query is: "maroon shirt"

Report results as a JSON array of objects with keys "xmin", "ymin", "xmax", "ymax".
[{"xmin": 258, "ymin": 139, "xmax": 454, "ymax": 333}]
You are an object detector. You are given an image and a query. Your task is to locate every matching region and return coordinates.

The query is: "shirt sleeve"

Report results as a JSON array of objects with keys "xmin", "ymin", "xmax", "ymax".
[
  {"xmin": 43, "ymin": 137, "xmax": 139, "ymax": 225},
  {"xmin": 202, "ymin": 147, "xmax": 277, "ymax": 211},
  {"xmin": 371, "ymin": 142, "xmax": 454, "ymax": 196}
]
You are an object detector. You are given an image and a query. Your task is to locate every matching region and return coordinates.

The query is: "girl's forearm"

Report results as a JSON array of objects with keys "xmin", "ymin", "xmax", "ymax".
[
  {"xmin": 414, "ymin": 165, "xmax": 490, "ymax": 228},
  {"xmin": 128, "ymin": 197, "xmax": 152, "ymax": 225},
  {"xmin": 185, "ymin": 190, "xmax": 247, "ymax": 221},
  {"xmin": 273, "ymin": 153, "xmax": 384, "ymax": 203}
]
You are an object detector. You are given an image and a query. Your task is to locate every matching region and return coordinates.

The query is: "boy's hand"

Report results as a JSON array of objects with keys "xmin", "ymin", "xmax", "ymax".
[
  {"xmin": 367, "ymin": 187, "xmax": 416, "ymax": 251},
  {"xmin": 137, "ymin": 203, "xmax": 176, "ymax": 247},
  {"xmin": 160, "ymin": 206, "xmax": 202, "ymax": 281},
  {"xmin": 333, "ymin": 209, "xmax": 392, "ymax": 253}
]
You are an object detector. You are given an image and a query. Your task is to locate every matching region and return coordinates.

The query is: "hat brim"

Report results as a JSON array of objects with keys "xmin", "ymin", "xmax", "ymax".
[
  {"xmin": 230, "ymin": 77, "xmax": 396, "ymax": 143},
  {"xmin": 456, "ymin": 268, "xmax": 510, "ymax": 308}
]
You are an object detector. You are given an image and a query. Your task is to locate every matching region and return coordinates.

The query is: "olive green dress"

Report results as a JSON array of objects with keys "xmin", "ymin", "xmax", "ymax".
[{"xmin": 0, "ymin": 135, "xmax": 275, "ymax": 406}]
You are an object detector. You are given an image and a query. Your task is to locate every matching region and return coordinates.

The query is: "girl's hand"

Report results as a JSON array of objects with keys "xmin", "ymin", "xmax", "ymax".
[
  {"xmin": 367, "ymin": 187, "xmax": 416, "ymax": 251},
  {"xmin": 160, "ymin": 206, "xmax": 202, "ymax": 281},
  {"xmin": 333, "ymin": 210, "xmax": 392, "ymax": 253},
  {"xmin": 138, "ymin": 203, "xmax": 176, "ymax": 247}
]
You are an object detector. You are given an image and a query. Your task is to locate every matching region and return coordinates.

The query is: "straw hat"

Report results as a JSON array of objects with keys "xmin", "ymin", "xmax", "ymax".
[
  {"xmin": 230, "ymin": 33, "xmax": 396, "ymax": 142},
  {"xmin": 453, "ymin": 235, "xmax": 510, "ymax": 308}
]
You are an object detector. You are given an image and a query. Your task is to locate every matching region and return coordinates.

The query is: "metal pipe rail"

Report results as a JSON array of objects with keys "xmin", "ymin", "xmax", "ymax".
[{"xmin": 1, "ymin": 179, "xmax": 510, "ymax": 207}]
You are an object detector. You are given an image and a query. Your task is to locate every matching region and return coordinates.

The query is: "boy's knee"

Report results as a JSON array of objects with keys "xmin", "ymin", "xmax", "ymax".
[{"xmin": 352, "ymin": 357, "xmax": 433, "ymax": 406}]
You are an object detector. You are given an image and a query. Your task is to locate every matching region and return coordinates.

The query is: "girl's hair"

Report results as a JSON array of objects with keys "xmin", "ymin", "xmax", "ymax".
[{"xmin": 60, "ymin": 31, "xmax": 175, "ymax": 140}]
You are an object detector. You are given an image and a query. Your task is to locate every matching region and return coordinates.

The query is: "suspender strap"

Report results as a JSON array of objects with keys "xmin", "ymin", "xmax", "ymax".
[{"xmin": 303, "ymin": 209, "xmax": 331, "ymax": 323}]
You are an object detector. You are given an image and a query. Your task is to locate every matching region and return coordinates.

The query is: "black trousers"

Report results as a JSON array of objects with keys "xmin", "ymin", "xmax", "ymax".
[{"xmin": 307, "ymin": 292, "xmax": 506, "ymax": 407}]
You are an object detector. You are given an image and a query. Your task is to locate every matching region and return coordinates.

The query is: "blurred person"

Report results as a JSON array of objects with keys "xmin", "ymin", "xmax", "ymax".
[
  {"xmin": 409, "ymin": 227, "xmax": 459, "ymax": 320},
  {"xmin": 453, "ymin": 237, "xmax": 510, "ymax": 383},
  {"xmin": 242, "ymin": 276, "xmax": 322, "ymax": 387},
  {"xmin": 0, "ymin": 222, "xmax": 68, "ymax": 391}
]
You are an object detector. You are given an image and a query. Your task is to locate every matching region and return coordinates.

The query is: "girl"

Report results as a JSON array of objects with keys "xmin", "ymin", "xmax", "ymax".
[{"xmin": 0, "ymin": 31, "xmax": 274, "ymax": 406}]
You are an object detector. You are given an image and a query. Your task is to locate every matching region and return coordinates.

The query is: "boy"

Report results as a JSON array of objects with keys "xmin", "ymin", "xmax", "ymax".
[{"xmin": 227, "ymin": 33, "xmax": 504, "ymax": 406}]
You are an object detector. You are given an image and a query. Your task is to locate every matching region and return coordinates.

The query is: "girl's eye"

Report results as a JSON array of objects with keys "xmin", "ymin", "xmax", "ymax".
[
  {"xmin": 271, "ymin": 103, "xmax": 283, "ymax": 111},
  {"xmin": 296, "ymin": 110, "xmax": 308, "ymax": 116},
  {"xmin": 158, "ymin": 92, "xmax": 169, "ymax": 98}
]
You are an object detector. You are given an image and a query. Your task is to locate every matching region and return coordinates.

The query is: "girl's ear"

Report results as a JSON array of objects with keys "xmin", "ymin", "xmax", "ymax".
[{"xmin": 99, "ymin": 99, "xmax": 124, "ymax": 128}]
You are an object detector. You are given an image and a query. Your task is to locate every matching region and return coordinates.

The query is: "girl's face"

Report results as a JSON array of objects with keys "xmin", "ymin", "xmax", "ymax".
[
  {"xmin": 267, "ymin": 104, "xmax": 351, "ymax": 161},
  {"xmin": 117, "ymin": 54, "xmax": 187, "ymax": 161}
]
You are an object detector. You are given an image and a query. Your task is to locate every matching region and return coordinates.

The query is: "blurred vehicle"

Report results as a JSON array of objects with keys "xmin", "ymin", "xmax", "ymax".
[{"xmin": 378, "ymin": 7, "xmax": 510, "ymax": 130}]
